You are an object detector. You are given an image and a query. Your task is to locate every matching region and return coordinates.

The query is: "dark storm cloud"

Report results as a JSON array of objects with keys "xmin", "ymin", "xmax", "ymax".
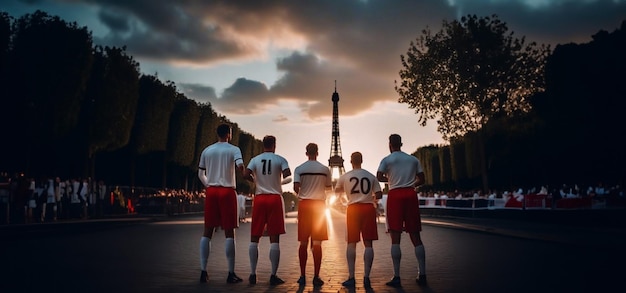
[
  {"xmin": 210, "ymin": 78, "xmax": 272, "ymax": 114},
  {"xmin": 450, "ymin": 0, "xmax": 626, "ymax": 45},
  {"xmin": 178, "ymin": 83, "xmax": 217, "ymax": 104},
  {"xmin": 83, "ymin": 0, "xmax": 255, "ymax": 63},
  {"xmin": 14, "ymin": 0, "xmax": 625, "ymax": 119},
  {"xmin": 97, "ymin": 9, "xmax": 129, "ymax": 32}
]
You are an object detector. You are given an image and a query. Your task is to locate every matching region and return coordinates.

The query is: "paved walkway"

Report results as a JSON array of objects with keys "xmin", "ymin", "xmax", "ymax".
[
  {"xmin": 3, "ymin": 208, "xmax": 625, "ymax": 293},
  {"xmin": 174, "ymin": 209, "xmax": 626, "ymax": 292}
]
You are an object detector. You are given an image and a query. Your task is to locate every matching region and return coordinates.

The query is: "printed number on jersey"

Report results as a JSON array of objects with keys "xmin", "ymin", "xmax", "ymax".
[
  {"xmin": 261, "ymin": 159, "xmax": 272, "ymax": 175},
  {"xmin": 349, "ymin": 177, "xmax": 371, "ymax": 195}
]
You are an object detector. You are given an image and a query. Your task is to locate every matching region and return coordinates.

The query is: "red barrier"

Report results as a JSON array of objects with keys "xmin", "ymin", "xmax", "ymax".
[
  {"xmin": 556, "ymin": 197, "xmax": 592, "ymax": 209},
  {"xmin": 504, "ymin": 197, "xmax": 523, "ymax": 208},
  {"xmin": 525, "ymin": 194, "xmax": 547, "ymax": 208}
]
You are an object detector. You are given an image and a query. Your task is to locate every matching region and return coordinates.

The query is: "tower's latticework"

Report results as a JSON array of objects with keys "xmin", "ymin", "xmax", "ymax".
[{"xmin": 328, "ymin": 81, "xmax": 345, "ymax": 183}]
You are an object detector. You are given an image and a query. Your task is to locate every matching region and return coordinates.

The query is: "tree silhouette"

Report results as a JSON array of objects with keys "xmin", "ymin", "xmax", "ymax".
[
  {"xmin": 395, "ymin": 14, "xmax": 550, "ymax": 191},
  {"xmin": 8, "ymin": 10, "xmax": 93, "ymax": 175}
]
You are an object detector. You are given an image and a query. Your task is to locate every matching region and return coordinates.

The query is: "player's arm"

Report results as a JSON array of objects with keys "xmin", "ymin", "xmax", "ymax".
[
  {"xmin": 198, "ymin": 168, "xmax": 208, "ymax": 187},
  {"xmin": 281, "ymin": 168, "xmax": 292, "ymax": 185},
  {"xmin": 236, "ymin": 162, "xmax": 245, "ymax": 175},
  {"xmin": 414, "ymin": 172, "xmax": 425, "ymax": 187},
  {"xmin": 377, "ymin": 171, "xmax": 388, "ymax": 183},
  {"xmin": 282, "ymin": 168, "xmax": 292, "ymax": 180},
  {"xmin": 243, "ymin": 168, "xmax": 254, "ymax": 182},
  {"xmin": 294, "ymin": 182, "xmax": 301, "ymax": 194}
]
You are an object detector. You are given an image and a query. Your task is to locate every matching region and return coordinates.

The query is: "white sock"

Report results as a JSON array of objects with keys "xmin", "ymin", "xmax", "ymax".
[
  {"xmin": 269, "ymin": 243, "xmax": 280, "ymax": 275},
  {"xmin": 249, "ymin": 242, "xmax": 258, "ymax": 275},
  {"xmin": 415, "ymin": 244, "xmax": 426, "ymax": 275},
  {"xmin": 200, "ymin": 237, "xmax": 211, "ymax": 271},
  {"xmin": 346, "ymin": 243, "xmax": 356, "ymax": 278},
  {"xmin": 225, "ymin": 238, "xmax": 235, "ymax": 272},
  {"xmin": 364, "ymin": 247, "xmax": 374, "ymax": 278},
  {"xmin": 391, "ymin": 244, "xmax": 401, "ymax": 277}
]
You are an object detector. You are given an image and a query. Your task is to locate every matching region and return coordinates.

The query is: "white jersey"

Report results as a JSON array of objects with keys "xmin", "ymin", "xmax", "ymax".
[
  {"xmin": 46, "ymin": 179, "xmax": 56, "ymax": 203},
  {"xmin": 198, "ymin": 141, "xmax": 244, "ymax": 188},
  {"xmin": 247, "ymin": 152, "xmax": 290, "ymax": 195},
  {"xmin": 71, "ymin": 180, "xmax": 81, "ymax": 203},
  {"xmin": 293, "ymin": 160, "xmax": 332, "ymax": 200},
  {"xmin": 377, "ymin": 151, "xmax": 423, "ymax": 190},
  {"xmin": 336, "ymin": 168, "xmax": 382, "ymax": 205}
]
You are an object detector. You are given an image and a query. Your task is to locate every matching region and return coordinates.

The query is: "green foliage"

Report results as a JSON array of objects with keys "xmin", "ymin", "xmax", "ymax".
[
  {"xmin": 438, "ymin": 145, "xmax": 452, "ymax": 183},
  {"xmin": 396, "ymin": 14, "xmax": 549, "ymax": 141},
  {"xmin": 449, "ymin": 138, "xmax": 467, "ymax": 182},
  {"xmin": 194, "ymin": 104, "xmax": 220, "ymax": 165},
  {"xmin": 0, "ymin": 12, "xmax": 10, "ymax": 70},
  {"xmin": 0, "ymin": 9, "xmax": 263, "ymax": 188},
  {"xmin": 86, "ymin": 46, "xmax": 140, "ymax": 156},
  {"xmin": 167, "ymin": 97, "xmax": 201, "ymax": 168},
  {"xmin": 132, "ymin": 76, "xmax": 178, "ymax": 154},
  {"xmin": 414, "ymin": 145, "xmax": 439, "ymax": 185},
  {"xmin": 10, "ymin": 10, "xmax": 94, "ymax": 142}
]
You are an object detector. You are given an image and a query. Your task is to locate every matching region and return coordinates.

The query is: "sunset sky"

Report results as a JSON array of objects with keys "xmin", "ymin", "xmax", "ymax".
[{"xmin": 3, "ymin": 0, "xmax": 625, "ymax": 190}]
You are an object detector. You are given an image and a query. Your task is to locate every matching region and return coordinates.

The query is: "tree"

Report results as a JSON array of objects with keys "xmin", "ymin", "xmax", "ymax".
[
  {"xmin": 166, "ymin": 96, "xmax": 201, "ymax": 188},
  {"xmin": 395, "ymin": 14, "xmax": 549, "ymax": 191},
  {"xmin": 8, "ymin": 10, "xmax": 93, "ymax": 175},
  {"xmin": 84, "ymin": 45, "xmax": 140, "ymax": 177}
]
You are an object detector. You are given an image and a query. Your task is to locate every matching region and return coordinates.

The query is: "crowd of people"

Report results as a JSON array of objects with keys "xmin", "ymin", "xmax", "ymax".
[
  {"xmin": 416, "ymin": 182, "xmax": 624, "ymax": 208},
  {"xmin": 0, "ymin": 174, "xmax": 116, "ymax": 224}
]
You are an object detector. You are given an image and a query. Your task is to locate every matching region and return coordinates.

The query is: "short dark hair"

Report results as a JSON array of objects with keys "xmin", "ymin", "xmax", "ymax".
[
  {"xmin": 217, "ymin": 124, "xmax": 231, "ymax": 139},
  {"xmin": 389, "ymin": 134, "xmax": 402, "ymax": 148},
  {"xmin": 306, "ymin": 143, "xmax": 318, "ymax": 155},
  {"xmin": 263, "ymin": 135, "xmax": 276, "ymax": 148}
]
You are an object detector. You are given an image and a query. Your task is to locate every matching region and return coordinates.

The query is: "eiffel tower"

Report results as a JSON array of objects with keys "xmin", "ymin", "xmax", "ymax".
[{"xmin": 328, "ymin": 81, "xmax": 345, "ymax": 184}]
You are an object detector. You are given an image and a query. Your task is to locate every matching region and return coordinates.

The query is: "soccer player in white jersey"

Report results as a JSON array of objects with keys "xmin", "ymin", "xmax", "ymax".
[
  {"xmin": 377, "ymin": 134, "xmax": 427, "ymax": 287},
  {"xmin": 335, "ymin": 152, "xmax": 382, "ymax": 289},
  {"xmin": 293, "ymin": 143, "xmax": 332, "ymax": 287},
  {"xmin": 243, "ymin": 135, "xmax": 291, "ymax": 286},
  {"xmin": 197, "ymin": 123, "xmax": 245, "ymax": 284}
]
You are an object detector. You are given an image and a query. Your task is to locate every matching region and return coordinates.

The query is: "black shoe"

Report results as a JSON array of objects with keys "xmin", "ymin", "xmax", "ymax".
[
  {"xmin": 200, "ymin": 270, "xmax": 208, "ymax": 283},
  {"xmin": 297, "ymin": 276, "xmax": 306, "ymax": 286},
  {"xmin": 341, "ymin": 277, "xmax": 355, "ymax": 287},
  {"xmin": 227, "ymin": 272, "xmax": 243, "ymax": 284},
  {"xmin": 312, "ymin": 276, "xmax": 324, "ymax": 286},
  {"xmin": 249, "ymin": 274, "xmax": 256, "ymax": 284},
  {"xmin": 416, "ymin": 274, "xmax": 427, "ymax": 286},
  {"xmin": 385, "ymin": 276, "xmax": 402, "ymax": 287},
  {"xmin": 364, "ymin": 277, "xmax": 372, "ymax": 289},
  {"xmin": 270, "ymin": 274, "xmax": 285, "ymax": 285}
]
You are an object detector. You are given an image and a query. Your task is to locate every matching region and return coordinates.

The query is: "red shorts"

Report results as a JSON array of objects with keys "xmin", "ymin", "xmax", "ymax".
[
  {"xmin": 386, "ymin": 187, "xmax": 421, "ymax": 233},
  {"xmin": 297, "ymin": 199, "xmax": 328, "ymax": 242},
  {"xmin": 204, "ymin": 186, "xmax": 238, "ymax": 230},
  {"xmin": 346, "ymin": 203, "xmax": 378, "ymax": 243},
  {"xmin": 250, "ymin": 194, "xmax": 286, "ymax": 237}
]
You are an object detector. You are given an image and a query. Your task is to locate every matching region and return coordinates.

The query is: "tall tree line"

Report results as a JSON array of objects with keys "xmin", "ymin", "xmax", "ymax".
[
  {"xmin": 0, "ymin": 10, "xmax": 263, "ymax": 191},
  {"xmin": 409, "ymin": 18, "xmax": 626, "ymax": 191}
]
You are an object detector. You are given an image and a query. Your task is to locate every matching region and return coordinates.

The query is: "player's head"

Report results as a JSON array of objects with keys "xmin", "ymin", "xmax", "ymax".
[
  {"xmin": 263, "ymin": 135, "xmax": 276, "ymax": 150},
  {"xmin": 306, "ymin": 143, "xmax": 318, "ymax": 157},
  {"xmin": 350, "ymin": 152, "xmax": 363, "ymax": 166},
  {"xmin": 389, "ymin": 134, "xmax": 402, "ymax": 150},
  {"xmin": 217, "ymin": 124, "xmax": 232, "ymax": 140},
  {"xmin": 350, "ymin": 152, "xmax": 362, "ymax": 164}
]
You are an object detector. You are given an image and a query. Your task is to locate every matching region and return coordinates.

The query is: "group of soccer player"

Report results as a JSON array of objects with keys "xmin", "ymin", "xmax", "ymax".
[{"xmin": 197, "ymin": 123, "xmax": 427, "ymax": 289}]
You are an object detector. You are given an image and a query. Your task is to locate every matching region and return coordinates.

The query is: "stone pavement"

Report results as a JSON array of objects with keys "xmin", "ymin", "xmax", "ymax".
[
  {"xmin": 185, "ymin": 208, "xmax": 427, "ymax": 293},
  {"xmin": 3, "ymin": 207, "xmax": 625, "ymax": 293},
  {"xmin": 164, "ymin": 208, "xmax": 626, "ymax": 293}
]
